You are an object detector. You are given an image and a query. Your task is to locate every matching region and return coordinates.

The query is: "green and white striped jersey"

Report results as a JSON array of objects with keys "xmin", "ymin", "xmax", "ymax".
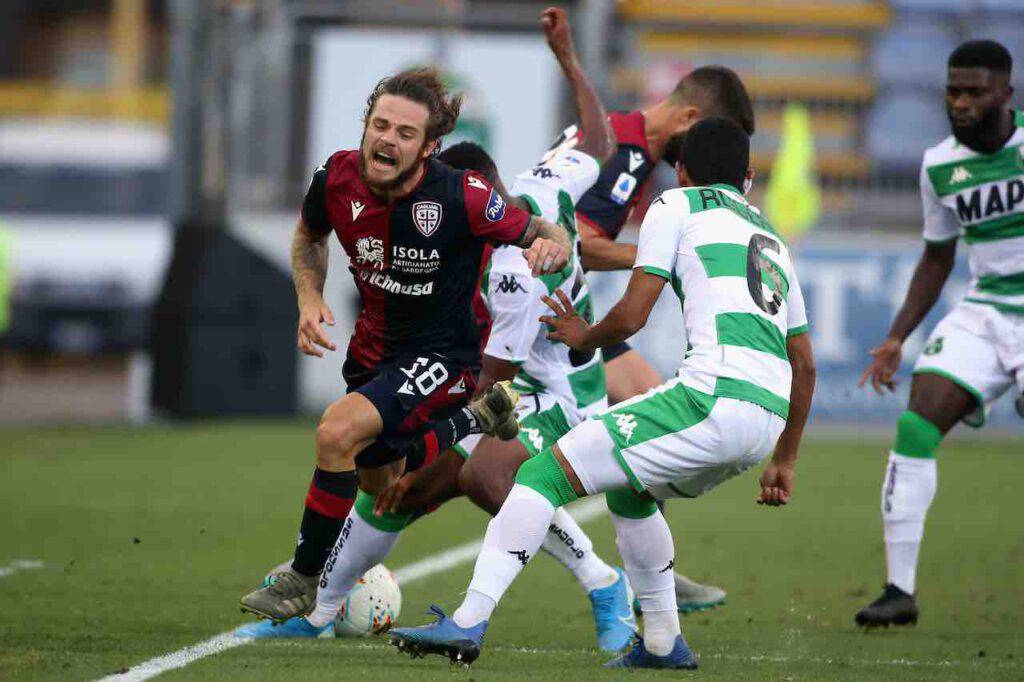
[
  {"xmin": 634, "ymin": 184, "xmax": 808, "ymax": 419},
  {"xmin": 921, "ymin": 110, "xmax": 1024, "ymax": 313},
  {"xmin": 479, "ymin": 149, "xmax": 607, "ymax": 415}
]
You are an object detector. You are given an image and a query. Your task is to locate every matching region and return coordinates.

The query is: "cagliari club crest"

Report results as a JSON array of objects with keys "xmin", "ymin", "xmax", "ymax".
[{"xmin": 412, "ymin": 201, "xmax": 443, "ymax": 237}]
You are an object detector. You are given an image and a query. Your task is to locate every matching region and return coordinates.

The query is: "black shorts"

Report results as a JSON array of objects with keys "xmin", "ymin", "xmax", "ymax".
[
  {"xmin": 343, "ymin": 353, "xmax": 476, "ymax": 437},
  {"xmin": 601, "ymin": 340, "xmax": 632, "ymax": 363}
]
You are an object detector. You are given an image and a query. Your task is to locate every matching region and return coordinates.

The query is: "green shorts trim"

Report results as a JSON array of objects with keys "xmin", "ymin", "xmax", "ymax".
[
  {"xmin": 912, "ymin": 367, "xmax": 986, "ymax": 428},
  {"xmin": 452, "ymin": 442, "xmax": 472, "ymax": 460},
  {"xmin": 518, "ymin": 403, "xmax": 572, "ymax": 457},
  {"xmin": 599, "ymin": 381, "xmax": 718, "ymax": 494}
]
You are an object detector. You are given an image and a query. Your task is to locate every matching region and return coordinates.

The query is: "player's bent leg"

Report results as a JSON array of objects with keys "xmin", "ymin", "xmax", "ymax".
[
  {"xmin": 603, "ymin": 490, "xmax": 695, "ymax": 669},
  {"xmin": 239, "ymin": 394, "xmax": 384, "ymax": 622},
  {"xmin": 856, "ymin": 373, "xmax": 974, "ymax": 628},
  {"xmin": 306, "ymin": 490, "xmax": 408, "ymax": 626},
  {"xmin": 604, "ymin": 348, "xmax": 662, "ymax": 404},
  {"xmin": 458, "ymin": 436, "xmax": 529, "ymax": 515},
  {"xmin": 390, "ymin": 449, "xmax": 466, "ymax": 514},
  {"xmin": 603, "ymin": 352, "xmax": 725, "ymax": 610},
  {"xmin": 462, "ymin": 432, "xmax": 633, "ymax": 651},
  {"xmin": 390, "ymin": 448, "xmax": 581, "ymax": 663}
]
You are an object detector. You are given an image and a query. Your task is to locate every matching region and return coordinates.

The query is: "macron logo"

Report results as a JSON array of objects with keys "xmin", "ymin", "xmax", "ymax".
[
  {"xmin": 351, "ymin": 200, "xmax": 365, "ymax": 221},
  {"xmin": 467, "ymin": 176, "xmax": 487, "ymax": 191},
  {"xmin": 949, "ymin": 166, "xmax": 973, "ymax": 185},
  {"xmin": 614, "ymin": 413, "xmax": 638, "ymax": 443},
  {"xmin": 628, "ymin": 150, "xmax": 644, "ymax": 173}
]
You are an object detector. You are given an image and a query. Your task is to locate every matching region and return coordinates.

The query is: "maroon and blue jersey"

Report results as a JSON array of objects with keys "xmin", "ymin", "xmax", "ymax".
[
  {"xmin": 302, "ymin": 150, "xmax": 531, "ymax": 369},
  {"xmin": 564, "ymin": 110, "xmax": 657, "ymax": 240}
]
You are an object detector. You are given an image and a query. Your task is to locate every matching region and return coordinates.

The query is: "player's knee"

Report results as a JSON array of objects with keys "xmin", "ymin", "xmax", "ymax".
[
  {"xmin": 605, "ymin": 488, "xmax": 659, "ymax": 519},
  {"xmin": 893, "ymin": 411, "xmax": 943, "ymax": 459},
  {"xmin": 459, "ymin": 456, "xmax": 508, "ymax": 515},
  {"xmin": 316, "ymin": 418, "xmax": 359, "ymax": 468}
]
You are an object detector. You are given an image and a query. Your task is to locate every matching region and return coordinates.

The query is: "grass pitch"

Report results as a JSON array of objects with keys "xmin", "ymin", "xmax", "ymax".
[{"xmin": 1, "ymin": 421, "xmax": 1022, "ymax": 680}]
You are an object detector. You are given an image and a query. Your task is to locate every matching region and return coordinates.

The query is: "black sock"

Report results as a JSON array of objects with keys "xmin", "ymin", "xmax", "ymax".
[{"xmin": 292, "ymin": 468, "xmax": 358, "ymax": 576}]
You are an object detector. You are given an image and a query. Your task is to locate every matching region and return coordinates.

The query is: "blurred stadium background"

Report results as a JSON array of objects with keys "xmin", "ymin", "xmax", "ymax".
[
  {"xmin": 1, "ymin": 0, "xmax": 1023, "ymax": 426},
  {"xmin": 2, "ymin": 3, "xmax": 1023, "ymax": 680}
]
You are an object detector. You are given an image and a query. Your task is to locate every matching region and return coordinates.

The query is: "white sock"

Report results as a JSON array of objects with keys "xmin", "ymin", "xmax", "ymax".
[
  {"xmin": 882, "ymin": 452, "xmax": 937, "ymax": 595},
  {"xmin": 306, "ymin": 511, "xmax": 401, "ymax": 628},
  {"xmin": 611, "ymin": 511, "xmax": 679, "ymax": 656},
  {"xmin": 453, "ymin": 484, "xmax": 555, "ymax": 627},
  {"xmin": 542, "ymin": 508, "xmax": 619, "ymax": 592}
]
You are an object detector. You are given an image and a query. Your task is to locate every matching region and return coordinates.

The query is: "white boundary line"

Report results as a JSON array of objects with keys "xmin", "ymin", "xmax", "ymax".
[
  {"xmin": 96, "ymin": 497, "xmax": 608, "ymax": 682},
  {"xmin": 0, "ymin": 559, "xmax": 44, "ymax": 579}
]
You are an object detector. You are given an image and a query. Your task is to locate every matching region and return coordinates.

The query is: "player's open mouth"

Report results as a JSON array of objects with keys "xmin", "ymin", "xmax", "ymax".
[{"xmin": 372, "ymin": 151, "xmax": 398, "ymax": 169}]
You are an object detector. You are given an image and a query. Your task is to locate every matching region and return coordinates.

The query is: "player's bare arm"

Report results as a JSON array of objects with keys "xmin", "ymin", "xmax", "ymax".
[
  {"xmin": 291, "ymin": 217, "xmax": 336, "ymax": 357},
  {"xmin": 579, "ymin": 230, "xmax": 639, "ymax": 271},
  {"xmin": 542, "ymin": 7, "xmax": 614, "ymax": 163},
  {"xmin": 859, "ymin": 240, "xmax": 957, "ymax": 394},
  {"xmin": 519, "ymin": 215, "xmax": 572, "ymax": 275},
  {"xmin": 758, "ymin": 332, "xmax": 815, "ymax": 507},
  {"xmin": 475, "ymin": 353, "xmax": 521, "ymax": 399},
  {"xmin": 541, "ymin": 267, "xmax": 665, "ymax": 351}
]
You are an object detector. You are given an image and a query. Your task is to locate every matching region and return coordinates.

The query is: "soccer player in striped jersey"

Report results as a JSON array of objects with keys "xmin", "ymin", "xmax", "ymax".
[
  {"xmin": 389, "ymin": 117, "xmax": 815, "ymax": 670},
  {"xmin": 856, "ymin": 40, "xmax": 1024, "ymax": 628}
]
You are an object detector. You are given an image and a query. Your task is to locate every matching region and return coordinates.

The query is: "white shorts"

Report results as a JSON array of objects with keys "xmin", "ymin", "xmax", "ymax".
[
  {"xmin": 558, "ymin": 378, "xmax": 786, "ymax": 500},
  {"xmin": 913, "ymin": 301, "xmax": 1024, "ymax": 427}
]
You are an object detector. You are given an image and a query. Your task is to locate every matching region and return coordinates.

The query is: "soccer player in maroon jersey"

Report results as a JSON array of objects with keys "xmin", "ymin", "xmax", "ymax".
[{"xmin": 238, "ymin": 67, "xmax": 572, "ymax": 623}]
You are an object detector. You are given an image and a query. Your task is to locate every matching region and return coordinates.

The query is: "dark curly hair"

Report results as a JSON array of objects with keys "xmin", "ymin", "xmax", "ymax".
[{"xmin": 363, "ymin": 67, "xmax": 463, "ymax": 148}]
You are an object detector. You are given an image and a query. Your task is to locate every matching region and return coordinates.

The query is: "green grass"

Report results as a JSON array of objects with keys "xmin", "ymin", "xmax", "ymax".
[{"xmin": 1, "ymin": 422, "xmax": 1022, "ymax": 680}]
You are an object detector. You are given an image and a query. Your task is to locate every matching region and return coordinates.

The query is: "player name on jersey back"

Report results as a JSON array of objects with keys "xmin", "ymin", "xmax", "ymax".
[{"xmin": 634, "ymin": 184, "xmax": 809, "ymax": 419}]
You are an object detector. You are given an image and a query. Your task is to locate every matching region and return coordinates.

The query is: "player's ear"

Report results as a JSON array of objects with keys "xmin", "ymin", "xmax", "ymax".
[
  {"xmin": 677, "ymin": 106, "xmax": 701, "ymax": 133},
  {"xmin": 675, "ymin": 161, "xmax": 693, "ymax": 188},
  {"xmin": 422, "ymin": 139, "xmax": 439, "ymax": 159},
  {"xmin": 743, "ymin": 168, "xmax": 755, "ymax": 195}
]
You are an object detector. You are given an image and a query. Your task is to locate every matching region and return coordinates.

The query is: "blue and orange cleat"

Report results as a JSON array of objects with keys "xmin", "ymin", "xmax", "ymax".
[
  {"xmin": 235, "ymin": 616, "xmax": 332, "ymax": 639},
  {"xmin": 589, "ymin": 567, "xmax": 637, "ymax": 651},
  {"xmin": 388, "ymin": 605, "xmax": 487, "ymax": 665},
  {"xmin": 604, "ymin": 634, "xmax": 698, "ymax": 670}
]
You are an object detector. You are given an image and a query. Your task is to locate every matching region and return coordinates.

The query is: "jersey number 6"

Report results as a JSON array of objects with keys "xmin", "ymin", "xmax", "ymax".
[{"xmin": 746, "ymin": 234, "xmax": 783, "ymax": 315}]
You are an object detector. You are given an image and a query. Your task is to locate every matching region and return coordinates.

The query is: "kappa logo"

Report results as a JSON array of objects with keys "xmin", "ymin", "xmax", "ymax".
[
  {"xmin": 613, "ymin": 412, "xmax": 637, "ymax": 443},
  {"xmin": 658, "ymin": 559, "xmax": 675, "ymax": 573},
  {"xmin": 467, "ymin": 175, "xmax": 488, "ymax": 191},
  {"xmin": 507, "ymin": 549, "xmax": 530, "ymax": 566},
  {"xmin": 628, "ymin": 150, "xmax": 645, "ymax": 173},
  {"xmin": 923, "ymin": 336, "xmax": 944, "ymax": 356},
  {"xmin": 355, "ymin": 236, "xmax": 384, "ymax": 266},
  {"xmin": 521, "ymin": 426, "xmax": 544, "ymax": 453},
  {"xmin": 351, "ymin": 200, "xmax": 366, "ymax": 221},
  {"xmin": 485, "ymin": 189, "xmax": 506, "ymax": 222},
  {"xmin": 412, "ymin": 201, "xmax": 442, "ymax": 237},
  {"xmin": 949, "ymin": 166, "xmax": 973, "ymax": 185},
  {"xmin": 495, "ymin": 274, "xmax": 526, "ymax": 294}
]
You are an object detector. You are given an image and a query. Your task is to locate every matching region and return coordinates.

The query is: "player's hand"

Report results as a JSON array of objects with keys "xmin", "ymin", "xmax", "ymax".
[
  {"xmin": 297, "ymin": 294, "xmax": 336, "ymax": 357},
  {"xmin": 541, "ymin": 7, "xmax": 575, "ymax": 63},
  {"xmin": 858, "ymin": 337, "xmax": 902, "ymax": 395},
  {"xmin": 757, "ymin": 461, "xmax": 795, "ymax": 507},
  {"xmin": 524, "ymin": 237, "xmax": 569, "ymax": 275},
  {"xmin": 375, "ymin": 470, "xmax": 419, "ymax": 515},
  {"xmin": 540, "ymin": 289, "xmax": 592, "ymax": 350}
]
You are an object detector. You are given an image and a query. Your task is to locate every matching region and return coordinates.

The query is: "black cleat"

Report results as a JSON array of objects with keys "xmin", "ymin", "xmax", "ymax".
[{"xmin": 855, "ymin": 583, "xmax": 919, "ymax": 628}]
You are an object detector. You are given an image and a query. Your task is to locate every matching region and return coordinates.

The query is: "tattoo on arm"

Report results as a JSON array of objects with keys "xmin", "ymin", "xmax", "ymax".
[
  {"xmin": 291, "ymin": 220, "xmax": 329, "ymax": 298},
  {"xmin": 516, "ymin": 215, "xmax": 541, "ymax": 247},
  {"xmin": 518, "ymin": 216, "xmax": 572, "ymax": 256}
]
